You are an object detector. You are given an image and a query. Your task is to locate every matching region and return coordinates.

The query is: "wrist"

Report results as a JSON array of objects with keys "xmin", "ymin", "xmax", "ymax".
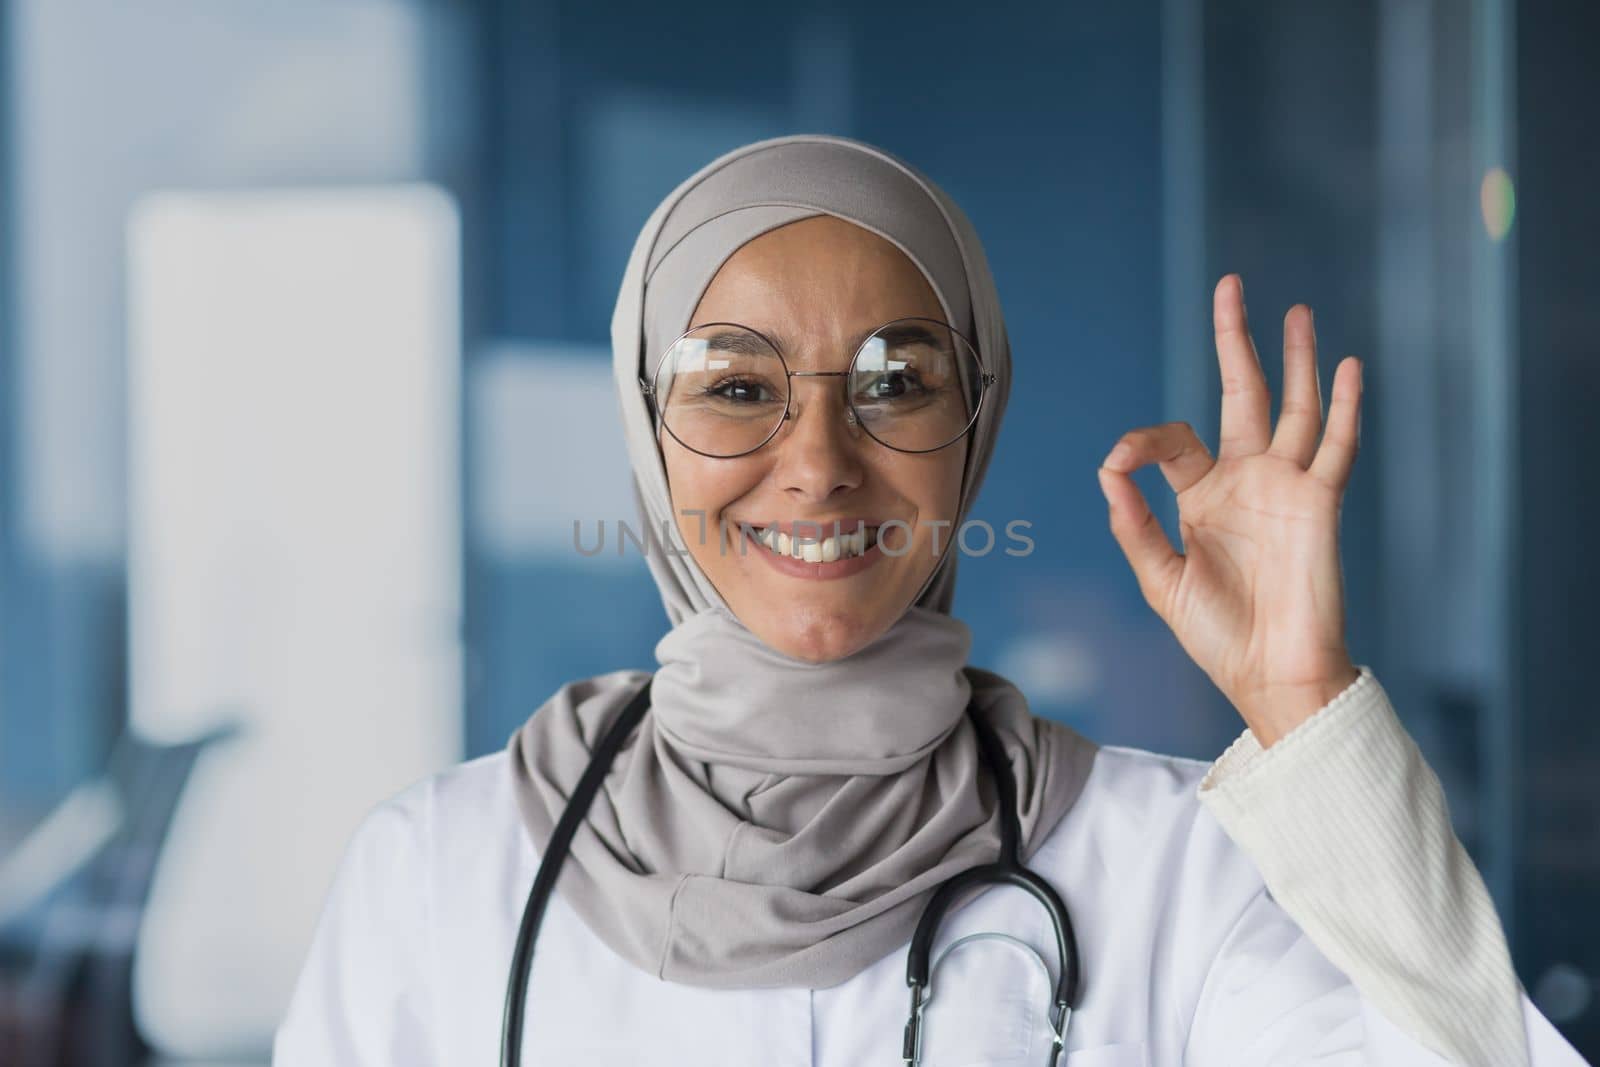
[{"xmin": 1238, "ymin": 661, "xmax": 1362, "ymax": 748}]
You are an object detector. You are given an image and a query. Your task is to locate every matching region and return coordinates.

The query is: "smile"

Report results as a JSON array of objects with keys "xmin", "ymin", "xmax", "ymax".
[
  {"xmin": 752, "ymin": 524, "xmax": 880, "ymax": 562},
  {"xmin": 739, "ymin": 522, "xmax": 888, "ymax": 580}
]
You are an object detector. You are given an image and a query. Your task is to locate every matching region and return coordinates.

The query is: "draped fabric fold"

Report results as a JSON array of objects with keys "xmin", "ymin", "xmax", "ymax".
[{"xmin": 506, "ymin": 134, "xmax": 1097, "ymax": 989}]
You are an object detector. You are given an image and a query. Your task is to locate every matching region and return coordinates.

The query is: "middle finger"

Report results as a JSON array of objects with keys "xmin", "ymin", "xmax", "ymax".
[{"xmin": 1213, "ymin": 274, "xmax": 1272, "ymax": 458}]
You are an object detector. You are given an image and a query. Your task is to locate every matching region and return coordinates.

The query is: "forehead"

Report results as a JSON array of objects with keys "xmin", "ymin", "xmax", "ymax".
[{"xmin": 691, "ymin": 216, "xmax": 947, "ymax": 334}]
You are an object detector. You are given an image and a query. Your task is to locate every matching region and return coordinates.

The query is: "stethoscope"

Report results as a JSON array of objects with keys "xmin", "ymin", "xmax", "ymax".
[{"xmin": 500, "ymin": 677, "xmax": 1082, "ymax": 1066}]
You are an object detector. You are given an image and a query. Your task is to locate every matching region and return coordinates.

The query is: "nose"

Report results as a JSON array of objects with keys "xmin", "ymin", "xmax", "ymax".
[{"xmin": 771, "ymin": 377, "xmax": 865, "ymax": 501}]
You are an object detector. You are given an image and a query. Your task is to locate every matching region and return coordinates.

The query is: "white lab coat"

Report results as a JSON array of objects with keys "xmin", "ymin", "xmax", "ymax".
[{"xmin": 272, "ymin": 741, "xmax": 1586, "ymax": 1065}]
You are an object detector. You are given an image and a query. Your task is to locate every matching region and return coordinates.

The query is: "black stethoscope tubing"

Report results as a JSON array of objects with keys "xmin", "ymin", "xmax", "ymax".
[{"xmin": 500, "ymin": 677, "xmax": 1081, "ymax": 1066}]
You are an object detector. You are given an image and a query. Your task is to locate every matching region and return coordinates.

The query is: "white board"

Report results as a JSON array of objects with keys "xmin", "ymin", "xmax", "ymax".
[{"xmin": 125, "ymin": 184, "xmax": 463, "ymax": 1055}]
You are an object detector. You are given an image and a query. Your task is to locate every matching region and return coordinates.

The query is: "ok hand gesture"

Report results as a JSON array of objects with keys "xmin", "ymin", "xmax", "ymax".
[{"xmin": 1097, "ymin": 275, "xmax": 1363, "ymax": 746}]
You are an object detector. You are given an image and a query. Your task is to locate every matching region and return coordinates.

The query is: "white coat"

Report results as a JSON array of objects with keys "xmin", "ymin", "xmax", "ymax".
[{"xmin": 272, "ymin": 741, "xmax": 1586, "ymax": 1066}]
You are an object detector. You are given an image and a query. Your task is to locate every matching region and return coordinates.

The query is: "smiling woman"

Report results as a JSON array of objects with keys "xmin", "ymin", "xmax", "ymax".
[
  {"xmin": 659, "ymin": 215, "xmax": 970, "ymax": 663},
  {"xmin": 273, "ymin": 135, "xmax": 1588, "ymax": 1067}
]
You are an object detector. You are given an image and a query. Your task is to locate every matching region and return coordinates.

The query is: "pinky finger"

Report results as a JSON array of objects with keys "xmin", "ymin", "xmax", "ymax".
[{"xmin": 1308, "ymin": 357, "xmax": 1363, "ymax": 491}]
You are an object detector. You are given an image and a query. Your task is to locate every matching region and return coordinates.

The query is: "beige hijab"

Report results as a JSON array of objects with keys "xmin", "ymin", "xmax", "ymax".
[{"xmin": 507, "ymin": 134, "xmax": 1096, "ymax": 989}]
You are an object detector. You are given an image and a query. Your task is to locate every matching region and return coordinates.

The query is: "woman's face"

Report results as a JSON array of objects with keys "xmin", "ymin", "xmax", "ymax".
[{"xmin": 661, "ymin": 215, "xmax": 967, "ymax": 663}]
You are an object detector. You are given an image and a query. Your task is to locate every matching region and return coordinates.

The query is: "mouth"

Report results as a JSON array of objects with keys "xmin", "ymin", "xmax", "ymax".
[
  {"xmin": 730, "ymin": 519, "xmax": 890, "ymax": 580},
  {"xmin": 748, "ymin": 522, "xmax": 881, "ymax": 563}
]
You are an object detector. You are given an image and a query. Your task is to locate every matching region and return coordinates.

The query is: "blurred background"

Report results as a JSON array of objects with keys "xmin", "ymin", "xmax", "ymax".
[{"xmin": 0, "ymin": 0, "xmax": 1594, "ymax": 1062}]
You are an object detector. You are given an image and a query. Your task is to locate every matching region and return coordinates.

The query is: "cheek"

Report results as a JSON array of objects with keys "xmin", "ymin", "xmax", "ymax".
[
  {"xmin": 876, "ymin": 450, "xmax": 966, "ymax": 519},
  {"xmin": 936, "ymin": 444, "xmax": 969, "ymax": 514},
  {"xmin": 662, "ymin": 445, "xmax": 763, "ymax": 523}
]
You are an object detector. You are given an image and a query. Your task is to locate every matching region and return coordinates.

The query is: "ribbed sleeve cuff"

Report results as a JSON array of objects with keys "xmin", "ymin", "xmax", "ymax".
[{"xmin": 1197, "ymin": 666, "xmax": 1528, "ymax": 1067}]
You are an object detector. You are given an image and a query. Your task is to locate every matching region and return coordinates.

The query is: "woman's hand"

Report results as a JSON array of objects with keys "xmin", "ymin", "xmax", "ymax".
[{"xmin": 1097, "ymin": 274, "xmax": 1363, "ymax": 747}]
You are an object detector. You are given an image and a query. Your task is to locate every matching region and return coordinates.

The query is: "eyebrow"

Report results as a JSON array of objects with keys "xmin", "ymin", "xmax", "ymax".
[
  {"xmin": 870, "ymin": 323, "xmax": 948, "ymax": 349},
  {"xmin": 701, "ymin": 329, "xmax": 776, "ymax": 356},
  {"xmin": 699, "ymin": 321, "xmax": 951, "ymax": 361}
]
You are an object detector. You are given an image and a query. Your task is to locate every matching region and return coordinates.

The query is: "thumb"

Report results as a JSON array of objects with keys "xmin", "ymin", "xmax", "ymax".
[{"xmin": 1098, "ymin": 465, "xmax": 1183, "ymax": 621}]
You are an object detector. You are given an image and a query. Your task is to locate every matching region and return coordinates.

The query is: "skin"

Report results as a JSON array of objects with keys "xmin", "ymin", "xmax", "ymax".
[
  {"xmin": 660, "ymin": 215, "xmax": 967, "ymax": 664},
  {"xmin": 1098, "ymin": 274, "xmax": 1363, "ymax": 746}
]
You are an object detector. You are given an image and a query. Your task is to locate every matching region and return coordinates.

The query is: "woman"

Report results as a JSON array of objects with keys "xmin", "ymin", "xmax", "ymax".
[{"xmin": 273, "ymin": 135, "xmax": 1585, "ymax": 1065}]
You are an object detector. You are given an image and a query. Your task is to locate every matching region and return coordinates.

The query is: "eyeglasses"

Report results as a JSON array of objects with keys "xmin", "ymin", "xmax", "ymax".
[{"xmin": 639, "ymin": 317, "xmax": 995, "ymax": 459}]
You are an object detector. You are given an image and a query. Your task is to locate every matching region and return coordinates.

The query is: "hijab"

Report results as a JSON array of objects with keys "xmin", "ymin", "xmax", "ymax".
[{"xmin": 506, "ymin": 134, "xmax": 1097, "ymax": 989}]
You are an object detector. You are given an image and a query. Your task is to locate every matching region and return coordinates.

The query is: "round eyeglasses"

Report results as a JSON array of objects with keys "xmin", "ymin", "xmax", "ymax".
[{"xmin": 639, "ymin": 317, "xmax": 995, "ymax": 459}]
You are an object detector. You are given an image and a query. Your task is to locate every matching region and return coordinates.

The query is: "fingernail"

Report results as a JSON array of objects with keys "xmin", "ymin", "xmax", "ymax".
[
  {"xmin": 1103, "ymin": 444, "xmax": 1130, "ymax": 468},
  {"xmin": 1096, "ymin": 468, "xmax": 1118, "ymax": 510}
]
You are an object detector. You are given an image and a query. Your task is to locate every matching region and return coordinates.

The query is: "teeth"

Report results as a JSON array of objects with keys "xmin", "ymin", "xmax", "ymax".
[{"xmin": 755, "ymin": 525, "xmax": 876, "ymax": 562}]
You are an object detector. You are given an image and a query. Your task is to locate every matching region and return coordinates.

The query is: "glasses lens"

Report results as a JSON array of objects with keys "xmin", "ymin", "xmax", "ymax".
[
  {"xmin": 655, "ymin": 325, "xmax": 788, "ymax": 457},
  {"xmin": 850, "ymin": 320, "xmax": 984, "ymax": 452}
]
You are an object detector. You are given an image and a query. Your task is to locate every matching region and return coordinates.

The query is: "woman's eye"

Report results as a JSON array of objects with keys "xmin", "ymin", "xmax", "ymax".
[
  {"xmin": 860, "ymin": 370, "xmax": 924, "ymax": 399},
  {"xmin": 709, "ymin": 377, "xmax": 772, "ymax": 403}
]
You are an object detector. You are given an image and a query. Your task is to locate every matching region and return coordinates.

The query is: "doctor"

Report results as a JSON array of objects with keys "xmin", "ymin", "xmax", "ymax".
[{"xmin": 273, "ymin": 135, "xmax": 1588, "ymax": 1066}]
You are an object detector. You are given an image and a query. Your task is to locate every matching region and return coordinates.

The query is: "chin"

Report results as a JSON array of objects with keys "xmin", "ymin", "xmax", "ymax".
[{"xmin": 757, "ymin": 605, "xmax": 892, "ymax": 664}]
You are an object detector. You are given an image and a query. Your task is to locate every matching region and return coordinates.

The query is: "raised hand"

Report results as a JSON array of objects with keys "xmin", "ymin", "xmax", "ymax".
[{"xmin": 1097, "ymin": 274, "xmax": 1364, "ymax": 747}]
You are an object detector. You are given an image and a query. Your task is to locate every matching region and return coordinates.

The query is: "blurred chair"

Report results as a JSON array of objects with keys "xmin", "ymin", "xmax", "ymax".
[{"xmin": 0, "ymin": 722, "xmax": 239, "ymax": 1067}]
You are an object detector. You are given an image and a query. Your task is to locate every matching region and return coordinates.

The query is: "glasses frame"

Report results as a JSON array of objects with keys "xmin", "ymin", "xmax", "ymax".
[{"xmin": 638, "ymin": 316, "xmax": 996, "ymax": 460}]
